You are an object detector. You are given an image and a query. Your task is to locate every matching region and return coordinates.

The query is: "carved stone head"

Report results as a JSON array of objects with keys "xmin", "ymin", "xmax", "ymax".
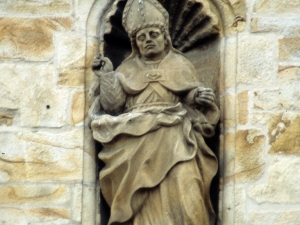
[{"xmin": 122, "ymin": 0, "xmax": 182, "ymax": 61}]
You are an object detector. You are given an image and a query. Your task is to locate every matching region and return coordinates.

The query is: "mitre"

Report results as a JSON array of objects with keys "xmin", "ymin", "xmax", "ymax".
[{"xmin": 122, "ymin": 0, "xmax": 169, "ymax": 37}]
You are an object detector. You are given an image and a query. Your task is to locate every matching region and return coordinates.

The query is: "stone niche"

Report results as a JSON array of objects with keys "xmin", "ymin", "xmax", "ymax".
[{"xmin": 85, "ymin": 0, "xmax": 244, "ymax": 224}]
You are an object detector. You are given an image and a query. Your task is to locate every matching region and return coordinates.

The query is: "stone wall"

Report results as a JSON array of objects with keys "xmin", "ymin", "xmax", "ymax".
[
  {"xmin": 0, "ymin": 0, "xmax": 299, "ymax": 225},
  {"xmin": 220, "ymin": 0, "xmax": 300, "ymax": 224},
  {"xmin": 0, "ymin": 0, "xmax": 96, "ymax": 224}
]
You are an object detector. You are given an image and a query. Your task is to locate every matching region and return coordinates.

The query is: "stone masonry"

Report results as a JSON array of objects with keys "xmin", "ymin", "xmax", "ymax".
[{"xmin": 0, "ymin": 0, "xmax": 300, "ymax": 224}]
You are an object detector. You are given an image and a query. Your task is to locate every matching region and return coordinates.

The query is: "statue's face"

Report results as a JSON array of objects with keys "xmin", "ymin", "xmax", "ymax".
[{"xmin": 136, "ymin": 27, "xmax": 167, "ymax": 61}]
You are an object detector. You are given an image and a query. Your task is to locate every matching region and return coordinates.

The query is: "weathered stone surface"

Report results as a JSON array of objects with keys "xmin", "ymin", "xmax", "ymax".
[
  {"xmin": 22, "ymin": 128, "xmax": 83, "ymax": 150},
  {"xmin": 253, "ymin": 88, "xmax": 300, "ymax": 111},
  {"xmin": 0, "ymin": 132, "xmax": 26, "ymax": 161},
  {"xmin": 0, "ymin": 17, "xmax": 73, "ymax": 61},
  {"xmin": 222, "ymin": 37, "xmax": 237, "ymax": 91},
  {"xmin": 235, "ymin": 130, "xmax": 265, "ymax": 182},
  {"xmin": 249, "ymin": 211, "xmax": 300, "ymax": 225},
  {"xmin": 237, "ymin": 35, "xmax": 277, "ymax": 84},
  {"xmin": 85, "ymin": 37, "xmax": 100, "ymax": 90},
  {"xmin": 237, "ymin": 90, "xmax": 248, "ymax": 125},
  {"xmin": 71, "ymin": 90, "xmax": 86, "ymax": 124},
  {"xmin": 74, "ymin": 0, "xmax": 95, "ymax": 31},
  {"xmin": 254, "ymin": 0, "xmax": 300, "ymax": 13},
  {"xmin": 0, "ymin": 207, "xmax": 70, "ymax": 224},
  {"xmin": 268, "ymin": 115, "xmax": 300, "ymax": 154},
  {"xmin": 251, "ymin": 17, "xmax": 300, "ymax": 35},
  {"xmin": 0, "ymin": 113, "xmax": 12, "ymax": 126},
  {"xmin": 1, "ymin": 0, "xmax": 71, "ymax": 15},
  {"xmin": 72, "ymin": 184, "xmax": 83, "ymax": 222},
  {"xmin": 0, "ymin": 130, "xmax": 83, "ymax": 182},
  {"xmin": 0, "ymin": 64, "xmax": 69, "ymax": 127},
  {"xmin": 82, "ymin": 183, "xmax": 97, "ymax": 224},
  {"xmin": 223, "ymin": 93, "xmax": 236, "ymax": 128},
  {"xmin": 221, "ymin": 184, "xmax": 235, "ymax": 225},
  {"xmin": 223, "ymin": 132, "xmax": 235, "ymax": 180},
  {"xmin": 279, "ymin": 38, "xmax": 300, "ymax": 61},
  {"xmin": 249, "ymin": 157, "xmax": 300, "ymax": 204},
  {"xmin": 26, "ymin": 144, "xmax": 82, "ymax": 180},
  {"xmin": 0, "ymin": 132, "xmax": 26, "ymax": 183},
  {"xmin": 228, "ymin": 0, "xmax": 246, "ymax": 18},
  {"xmin": 251, "ymin": 112, "xmax": 300, "ymax": 154},
  {"xmin": 0, "ymin": 184, "xmax": 70, "ymax": 205},
  {"xmin": 57, "ymin": 35, "xmax": 86, "ymax": 87},
  {"xmin": 234, "ymin": 185, "xmax": 246, "ymax": 225},
  {"xmin": 279, "ymin": 66, "xmax": 300, "ymax": 80}
]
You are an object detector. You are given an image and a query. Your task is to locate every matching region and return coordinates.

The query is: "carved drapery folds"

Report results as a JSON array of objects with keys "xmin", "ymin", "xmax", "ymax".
[{"xmin": 90, "ymin": 0, "xmax": 222, "ymax": 224}]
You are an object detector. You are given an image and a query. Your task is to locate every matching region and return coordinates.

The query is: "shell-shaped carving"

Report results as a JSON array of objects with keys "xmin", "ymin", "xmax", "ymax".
[{"xmin": 103, "ymin": 0, "xmax": 220, "ymax": 68}]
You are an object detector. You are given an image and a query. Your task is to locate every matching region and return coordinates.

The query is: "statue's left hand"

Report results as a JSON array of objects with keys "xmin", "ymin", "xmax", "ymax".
[{"xmin": 194, "ymin": 87, "xmax": 215, "ymax": 107}]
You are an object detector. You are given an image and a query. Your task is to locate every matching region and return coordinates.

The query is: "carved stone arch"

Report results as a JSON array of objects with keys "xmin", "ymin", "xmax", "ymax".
[{"xmin": 84, "ymin": 0, "xmax": 245, "ymax": 224}]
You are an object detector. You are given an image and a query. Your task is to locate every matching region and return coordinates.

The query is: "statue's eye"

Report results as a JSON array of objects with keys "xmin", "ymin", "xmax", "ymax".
[
  {"xmin": 138, "ymin": 35, "xmax": 145, "ymax": 41},
  {"xmin": 151, "ymin": 32, "xmax": 158, "ymax": 38}
]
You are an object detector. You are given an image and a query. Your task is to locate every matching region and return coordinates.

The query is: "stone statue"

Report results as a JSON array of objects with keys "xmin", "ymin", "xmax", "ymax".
[{"xmin": 89, "ymin": 0, "xmax": 220, "ymax": 224}]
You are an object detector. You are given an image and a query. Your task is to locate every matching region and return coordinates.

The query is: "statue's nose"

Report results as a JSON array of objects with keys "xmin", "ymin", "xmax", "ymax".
[{"xmin": 145, "ymin": 34, "xmax": 152, "ymax": 42}]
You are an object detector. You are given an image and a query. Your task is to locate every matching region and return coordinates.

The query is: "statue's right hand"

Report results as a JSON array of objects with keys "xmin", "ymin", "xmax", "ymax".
[{"xmin": 91, "ymin": 55, "xmax": 113, "ymax": 77}]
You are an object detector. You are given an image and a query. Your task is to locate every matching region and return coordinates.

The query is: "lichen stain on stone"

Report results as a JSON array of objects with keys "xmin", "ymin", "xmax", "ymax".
[{"xmin": 269, "ymin": 116, "xmax": 300, "ymax": 155}]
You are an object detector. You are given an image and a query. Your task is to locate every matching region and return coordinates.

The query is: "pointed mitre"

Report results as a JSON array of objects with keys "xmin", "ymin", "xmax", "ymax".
[{"xmin": 122, "ymin": 0, "xmax": 169, "ymax": 38}]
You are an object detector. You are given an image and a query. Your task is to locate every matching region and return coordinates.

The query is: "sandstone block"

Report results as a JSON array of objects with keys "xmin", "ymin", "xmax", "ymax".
[
  {"xmin": 0, "ymin": 17, "xmax": 73, "ymax": 61},
  {"xmin": 0, "ymin": 133, "xmax": 26, "ymax": 185},
  {"xmin": 235, "ymin": 129, "xmax": 265, "ymax": 182},
  {"xmin": 0, "ymin": 64, "xmax": 69, "ymax": 127},
  {"xmin": 22, "ymin": 128, "xmax": 84, "ymax": 150},
  {"xmin": 0, "ymin": 130, "xmax": 83, "ymax": 182},
  {"xmin": 251, "ymin": 17, "xmax": 300, "ymax": 35},
  {"xmin": 268, "ymin": 115, "xmax": 300, "ymax": 155},
  {"xmin": 0, "ymin": 184, "xmax": 70, "ymax": 205},
  {"xmin": 0, "ymin": 132, "xmax": 26, "ymax": 162},
  {"xmin": 254, "ymin": 0, "xmax": 300, "ymax": 14},
  {"xmin": 249, "ymin": 211, "xmax": 300, "ymax": 225},
  {"xmin": 57, "ymin": 35, "xmax": 86, "ymax": 87},
  {"xmin": 237, "ymin": 90, "xmax": 248, "ymax": 125},
  {"xmin": 249, "ymin": 157, "xmax": 300, "ymax": 204},
  {"xmin": 279, "ymin": 66, "xmax": 300, "ymax": 80},
  {"xmin": 237, "ymin": 35, "xmax": 276, "ymax": 84},
  {"xmin": 253, "ymin": 88, "xmax": 300, "ymax": 111},
  {"xmin": 0, "ymin": 207, "xmax": 70, "ymax": 225},
  {"xmin": 279, "ymin": 38, "xmax": 300, "ymax": 61},
  {"xmin": 1, "ymin": 0, "xmax": 71, "ymax": 15},
  {"xmin": 71, "ymin": 90, "xmax": 86, "ymax": 124},
  {"xmin": 25, "ymin": 144, "xmax": 83, "ymax": 182}
]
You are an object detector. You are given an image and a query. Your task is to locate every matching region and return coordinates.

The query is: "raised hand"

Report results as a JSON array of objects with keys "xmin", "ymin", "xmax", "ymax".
[
  {"xmin": 91, "ymin": 54, "xmax": 114, "ymax": 77},
  {"xmin": 194, "ymin": 87, "xmax": 215, "ymax": 107}
]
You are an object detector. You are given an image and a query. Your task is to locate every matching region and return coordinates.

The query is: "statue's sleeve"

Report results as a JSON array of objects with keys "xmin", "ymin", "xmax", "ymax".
[{"xmin": 100, "ymin": 72, "xmax": 126, "ymax": 114}]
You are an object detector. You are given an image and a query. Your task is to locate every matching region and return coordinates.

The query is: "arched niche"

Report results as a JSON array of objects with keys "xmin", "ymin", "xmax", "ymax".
[{"xmin": 83, "ymin": 0, "xmax": 246, "ymax": 224}]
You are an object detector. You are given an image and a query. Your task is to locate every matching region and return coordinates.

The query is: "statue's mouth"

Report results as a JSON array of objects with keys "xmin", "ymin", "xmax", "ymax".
[{"xmin": 145, "ymin": 44, "xmax": 155, "ymax": 49}]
